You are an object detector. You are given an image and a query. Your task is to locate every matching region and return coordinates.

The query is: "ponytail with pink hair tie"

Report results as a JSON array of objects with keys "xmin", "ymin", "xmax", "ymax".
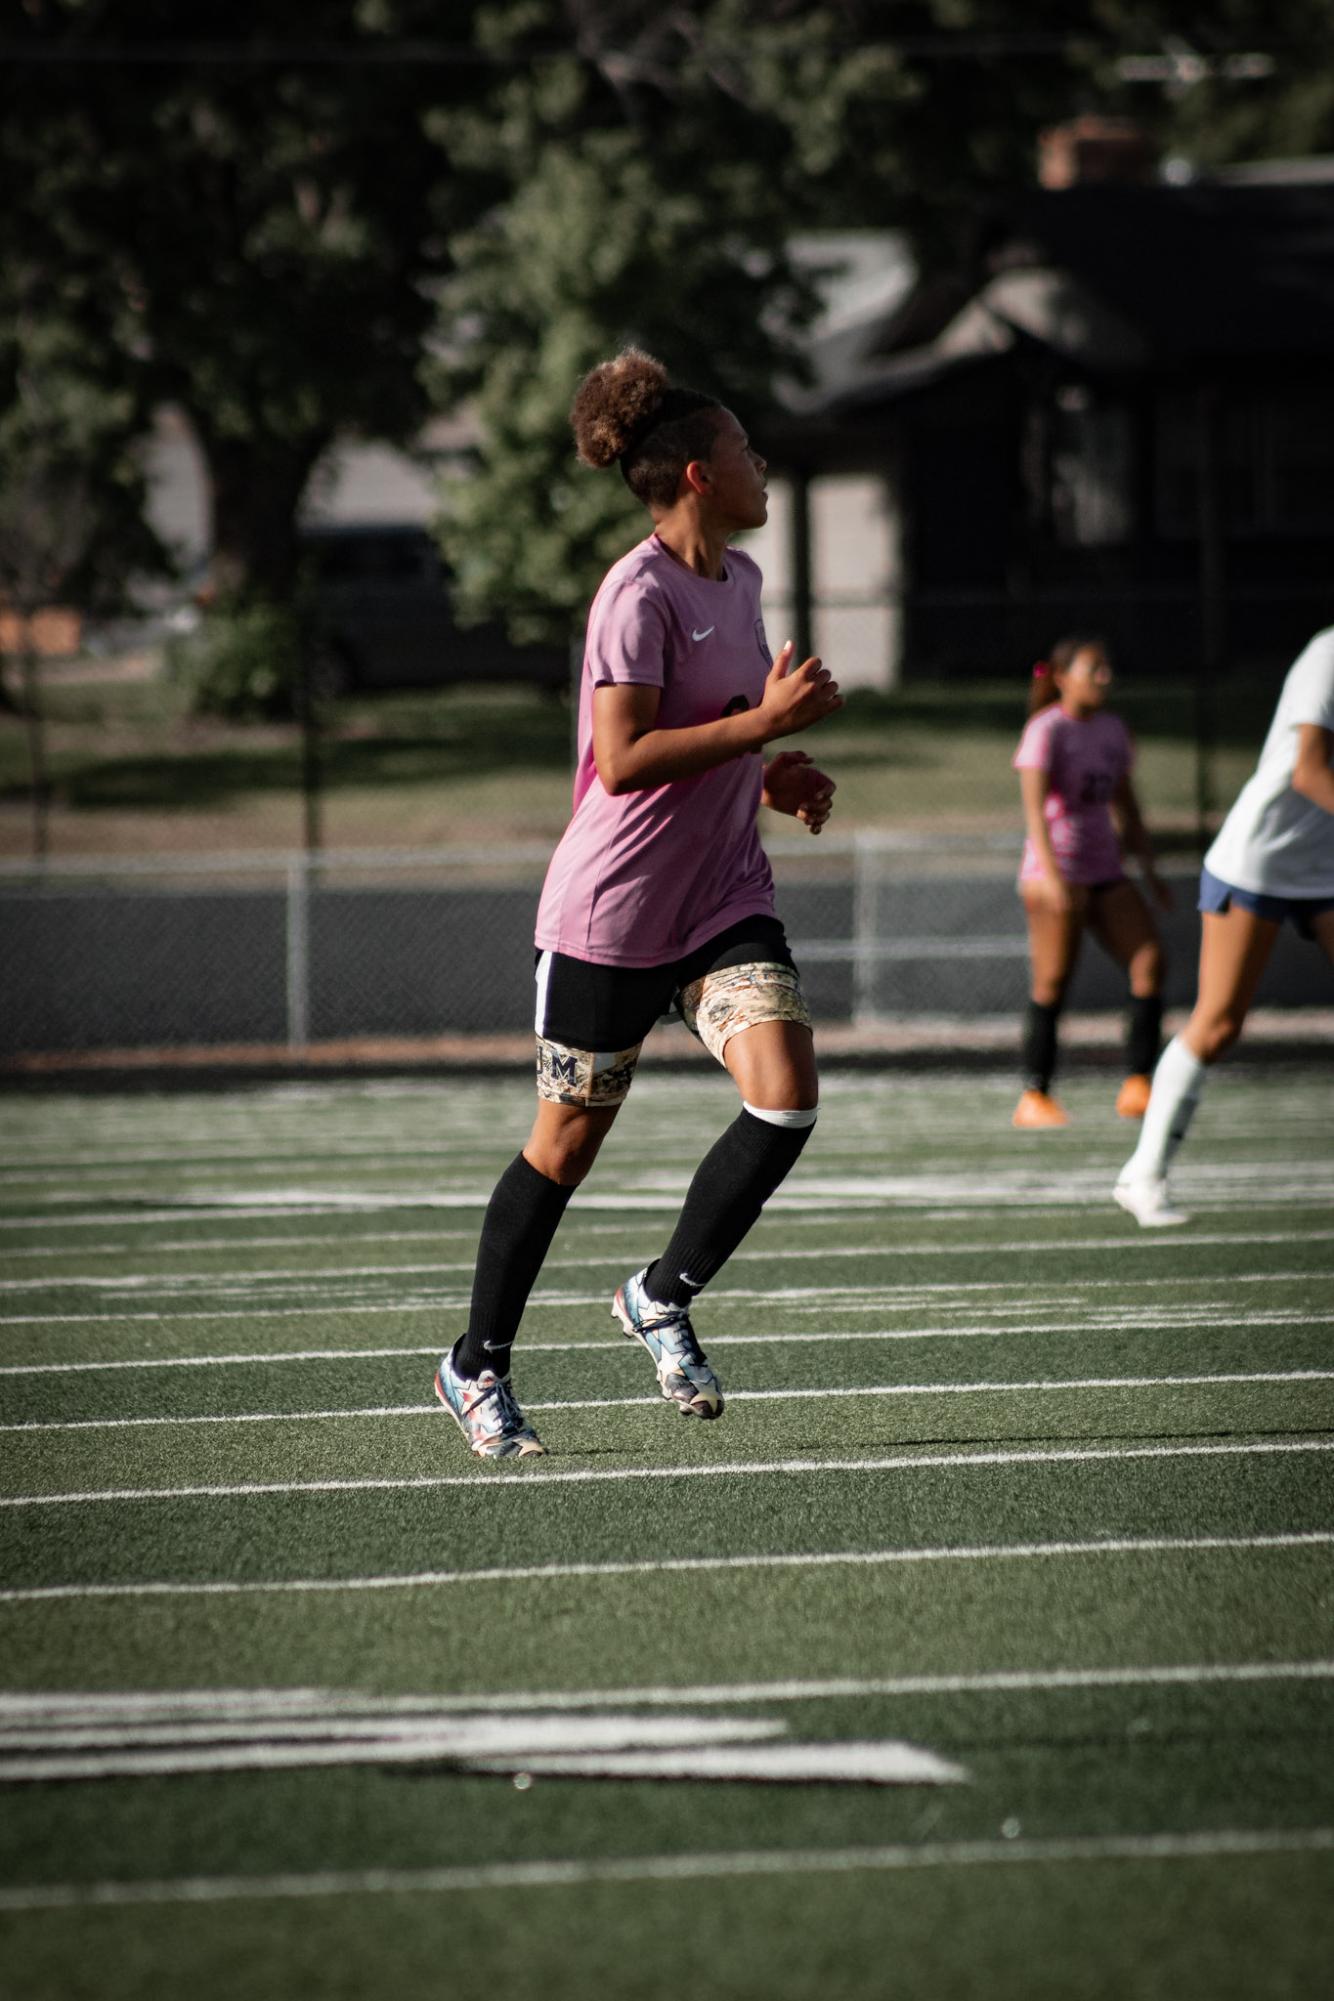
[{"xmin": 1032, "ymin": 660, "xmax": 1051, "ymax": 679}]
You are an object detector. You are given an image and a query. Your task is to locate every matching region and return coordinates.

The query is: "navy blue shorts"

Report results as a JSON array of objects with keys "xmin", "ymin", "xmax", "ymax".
[{"xmin": 1198, "ymin": 866, "xmax": 1334, "ymax": 941}]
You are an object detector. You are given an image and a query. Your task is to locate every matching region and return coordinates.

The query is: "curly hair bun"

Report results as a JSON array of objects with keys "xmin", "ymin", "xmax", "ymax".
[{"xmin": 570, "ymin": 349, "xmax": 671, "ymax": 468}]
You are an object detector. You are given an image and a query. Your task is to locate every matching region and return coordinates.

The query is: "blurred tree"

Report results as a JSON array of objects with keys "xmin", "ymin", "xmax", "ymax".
[
  {"xmin": 813, "ymin": 3, "xmax": 1334, "ymax": 238},
  {"xmin": 0, "ymin": 300, "xmax": 163, "ymax": 853},
  {"xmin": 1, "ymin": 0, "xmax": 483, "ymax": 601},
  {"xmin": 3, "ymin": 0, "xmax": 1326, "ymax": 651},
  {"xmin": 1083, "ymin": 1, "xmax": 1334, "ymax": 167},
  {"xmin": 432, "ymin": 1, "xmax": 912, "ymax": 645}
]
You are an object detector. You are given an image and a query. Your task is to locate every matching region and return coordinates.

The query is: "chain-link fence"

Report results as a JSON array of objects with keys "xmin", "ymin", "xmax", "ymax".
[{"xmin": 3, "ymin": 834, "xmax": 1329, "ymax": 1062}]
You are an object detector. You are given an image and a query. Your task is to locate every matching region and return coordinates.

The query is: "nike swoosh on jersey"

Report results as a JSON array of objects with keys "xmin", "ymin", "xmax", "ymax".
[{"xmin": 692, "ymin": 626, "xmax": 716, "ymax": 642}]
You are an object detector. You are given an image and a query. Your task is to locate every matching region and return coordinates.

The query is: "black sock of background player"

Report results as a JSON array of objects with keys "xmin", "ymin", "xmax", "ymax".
[
  {"xmin": 1126, "ymin": 993, "xmax": 1164, "ymax": 1078},
  {"xmin": 1021, "ymin": 1000, "xmax": 1061, "ymax": 1094},
  {"xmin": 644, "ymin": 1108, "xmax": 814, "ymax": 1308},
  {"xmin": 452, "ymin": 1153, "xmax": 572, "ymax": 1380}
]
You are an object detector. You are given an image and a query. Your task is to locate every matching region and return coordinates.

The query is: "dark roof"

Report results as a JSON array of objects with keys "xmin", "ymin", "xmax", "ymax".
[
  {"xmin": 793, "ymin": 179, "xmax": 1334, "ymax": 421},
  {"xmin": 991, "ymin": 181, "xmax": 1334, "ymax": 361}
]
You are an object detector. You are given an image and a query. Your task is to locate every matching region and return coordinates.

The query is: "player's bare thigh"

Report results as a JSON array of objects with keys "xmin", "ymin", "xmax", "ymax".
[
  {"xmin": 1087, "ymin": 879, "xmax": 1163, "ymax": 995},
  {"xmin": 1184, "ymin": 904, "xmax": 1281, "ymax": 1062},
  {"xmin": 1021, "ymin": 881, "xmax": 1089, "ymax": 1003},
  {"xmin": 523, "ymin": 1100, "xmax": 621, "ymax": 1186},
  {"xmin": 724, "ymin": 1018, "xmax": 818, "ymax": 1112},
  {"xmin": 679, "ymin": 956, "xmax": 816, "ymax": 1110},
  {"xmin": 1310, "ymin": 906, "xmax": 1334, "ymax": 966}
]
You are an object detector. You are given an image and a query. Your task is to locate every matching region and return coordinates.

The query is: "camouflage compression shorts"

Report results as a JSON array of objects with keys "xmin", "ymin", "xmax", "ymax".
[{"xmin": 534, "ymin": 924, "xmax": 811, "ymax": 1109}]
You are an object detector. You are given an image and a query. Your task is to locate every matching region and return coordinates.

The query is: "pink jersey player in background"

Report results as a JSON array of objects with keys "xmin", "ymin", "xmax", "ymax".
[{"xmin": 1011, "ymin": 635, "xmax": 1173, "ymax": 1129}]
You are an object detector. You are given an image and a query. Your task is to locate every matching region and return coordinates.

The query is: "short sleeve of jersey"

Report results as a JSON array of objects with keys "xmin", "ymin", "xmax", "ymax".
[
  {"xmin": 1290, "ymin": 630, "xmax": 1334, "ymax": 731},
  {"xmin": 587, "ymin": 574, "xmax": 670, "ymax": 690},
  {"xmin": 1013, "ymin": 707, "xmax": 1056, "ymax": 771}
]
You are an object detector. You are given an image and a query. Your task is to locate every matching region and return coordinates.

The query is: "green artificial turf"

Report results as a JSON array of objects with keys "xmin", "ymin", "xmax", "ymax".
[{"xmin": 1, "ymin": 1066, "xmax": 1331, "ymax": 1998}]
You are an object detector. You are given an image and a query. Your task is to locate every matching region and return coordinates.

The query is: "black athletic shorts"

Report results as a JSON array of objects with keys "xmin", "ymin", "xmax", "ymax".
[
  {"xmin": 536, "ymin": 915, "xmax": 794, "ymax": 1049},
  {"xmin": 533, "ymin": 915, "xmax": 809, "ymax": 1108}
]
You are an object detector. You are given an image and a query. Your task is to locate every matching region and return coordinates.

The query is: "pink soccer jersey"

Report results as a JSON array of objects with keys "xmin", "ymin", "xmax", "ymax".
[
  {"xmin": 534, "ymin": 534, "xmax": 778, "ymax": 966},
  {"xmin": 1013, "ymin": 704, "xmax": 1134, "ymax": 885}
]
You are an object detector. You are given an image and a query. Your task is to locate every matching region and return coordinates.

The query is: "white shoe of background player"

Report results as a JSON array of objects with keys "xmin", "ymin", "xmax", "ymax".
[{"xmin": 1114, "ymin": 1174, "xmax": 1189, "ymax": 1228}]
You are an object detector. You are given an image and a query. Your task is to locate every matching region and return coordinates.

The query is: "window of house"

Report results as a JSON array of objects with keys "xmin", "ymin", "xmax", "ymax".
[
  {"xmin": 1155, "ymin": 390, "xmax": 1334, "ymax": 536},
  {"xmin": 1049, "ymin": 386, "xmax": 1134, "ymax": 548}
]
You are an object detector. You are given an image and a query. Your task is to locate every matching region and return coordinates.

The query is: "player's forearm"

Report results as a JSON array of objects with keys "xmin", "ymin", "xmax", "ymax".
[
  {"xmin": 1114, "ymin": 781, "xmax": 1156, "ymax": 865},
  {"xmin": 1119, "ymin": 812, "xmax": 1155, "ymax": 866},
  {"xmin": 1291, "ymin": 759, "xmax": 1334, "ymax": 815},
  {"xmin": 597, "ymin": 710, "xmax": 769, "ymax": 793},
  {"xmin": 1018, "ymin": 772, "xmax": 1062, "ymax": 879},
  {"xmin": 1024, "ymin": 810, "xmax": 1064, "ymax": 880}
]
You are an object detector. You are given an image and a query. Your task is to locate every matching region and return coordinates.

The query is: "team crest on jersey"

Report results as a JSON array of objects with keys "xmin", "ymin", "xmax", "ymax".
[{"xmin": 755, "ymin": 617, "xmax": 772, "ymax": 664}]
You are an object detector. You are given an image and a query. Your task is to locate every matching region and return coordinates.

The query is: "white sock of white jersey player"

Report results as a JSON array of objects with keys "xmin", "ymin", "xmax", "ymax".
[
  {"xmin": 1115, "ymin": 1036, "xmax": 1204, "ymax": 1226},
  {"xmin": 1122, "ymin": 1035, "xmax": 1206, "ymax": 1183}
]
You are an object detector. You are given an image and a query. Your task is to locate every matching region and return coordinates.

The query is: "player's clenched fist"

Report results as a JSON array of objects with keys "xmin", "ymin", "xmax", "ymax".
[{"xmin": 759, "ymin": 640, "xmax": 843, "ymax": 738}]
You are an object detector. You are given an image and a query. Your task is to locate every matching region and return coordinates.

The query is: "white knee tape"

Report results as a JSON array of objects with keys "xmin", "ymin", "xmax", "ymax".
[{"xmin": 742, "ymin": 1101, "xmax": 819, "ymax": 1129}]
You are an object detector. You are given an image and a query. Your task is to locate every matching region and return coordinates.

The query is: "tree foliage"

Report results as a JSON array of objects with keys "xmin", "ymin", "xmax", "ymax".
[
  {"xmin": 432, "ymin": 1, "xmax": 904, "ymax": 642},
  {"xmin": 3, "ymin": 0, "xmax": 1331, "ymax": 648},
  {"xmin": 1, "ymin": 0, "xmax": 478, "ymax": 599},
  {"xmin": 1084, "ymin": 1, "xmax": 1334, "ymax": 167},
  {"xmin": 0, "ymin": 299, "xmax": 163, "ymax": 847}
]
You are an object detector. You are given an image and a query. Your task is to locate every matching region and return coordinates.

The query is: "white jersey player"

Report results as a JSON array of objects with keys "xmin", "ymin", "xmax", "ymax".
[{"xmin": 1115, "ymin": 628, "xmax": 1334, "ymax": 1225}]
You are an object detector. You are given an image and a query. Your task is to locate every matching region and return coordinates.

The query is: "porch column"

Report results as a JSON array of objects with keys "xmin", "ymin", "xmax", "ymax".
[{"xmin": 787, "ymin": 467, "xmax": 814, "ymax": 664}]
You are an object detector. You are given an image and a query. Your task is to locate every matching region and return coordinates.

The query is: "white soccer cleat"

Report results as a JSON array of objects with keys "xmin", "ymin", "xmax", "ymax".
[
  {"xmin": 612, "ymin": 1268, "xmax": 724, "ymax": 1420},
  {"xmin": 1114, "ymin": 1174, "xmax": 1189, "ymax": 1229}
]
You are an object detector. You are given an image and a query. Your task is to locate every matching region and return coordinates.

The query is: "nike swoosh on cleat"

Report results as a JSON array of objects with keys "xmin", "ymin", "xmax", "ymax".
[{"xmin": 692, "ymin": 626, "xmax": 715, "ymax": 642}]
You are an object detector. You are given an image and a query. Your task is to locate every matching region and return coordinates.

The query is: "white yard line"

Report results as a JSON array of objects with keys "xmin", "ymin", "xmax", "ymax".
[
  {"xmin": 0, "ymin": 1706, "xmax": 964, "ymax": 1787},
  {"xmin": 512, "ymin": 1657, "xmax": 1334, "ymax": 1709},
  {"xmin": 2, "ymin": 1266, "xmax": 1329, "ymax": 1328},
  {"xmin": 1, "ymin": 1178, "xmax": 1330, "ymax": 1219},
  {"xmin": 735, "ymin": 1269, "xmax": 1328, "ymax": 1302},
  {"xmin": 3, "ymin": 1530, "xmax": 1331, "ymax": 1606},
  {"xmin": 6, "ymin": 1227, "xmax": 1334, "ymax": 1292},
  {"xmin": 0, "ymin": 1190, "xmax": 1328, "ymax": 1232},
  {"xmin": 0, "ymin": 1344, "xmax": 449, "ymax": 1375},
  {"xmin": 0, "ymin": 1220, "xmax": 650, "ymax": 1261},
  {"xmin": 0, "ymin": 1303, "xmax": 451, "ymax": 1328},
  {"xmin": 1, "ymin": 1826, "xmax": 1331, "ymax": 1911},
  {"xmin": 0, "ymin": 1203, "xmax": 487, "ymax": 1231},
  {"xmin": 2, "ymin": 1436, "xmax": 1331, "ymax": 1513},
  {"xmin": 6, "ymin": 1368, "xmax": 1332, "ymax": 1434},
  {"xmin": 1, "ymin": 1308, "xmax": 1329, "ymax": 1378},
  {"xmin": 5, "ymin": 1658, "xmax": 1330, "ymax": 1721},
  {"xmin": 0, "ymin": 1736, "xmax": 963, "ymax": 1788}
]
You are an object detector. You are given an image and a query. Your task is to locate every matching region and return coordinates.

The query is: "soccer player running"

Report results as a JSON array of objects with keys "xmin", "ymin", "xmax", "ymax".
[
  {"xmin": 1116, "ymin": 625, "xmax": 1334, "ymax": 1226},
  {"xmin": 1012, "ymin": 636, "xmax": 1172, "ymax": 1129},
  {"xmin": 435, "ymin": 349, "xmax": 842, "ymax": 1460}
]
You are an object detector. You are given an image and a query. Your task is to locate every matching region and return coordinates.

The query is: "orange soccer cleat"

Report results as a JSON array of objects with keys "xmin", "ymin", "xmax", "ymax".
[
  {"xmin": 1115, "ymin": 1073, "xmax": 1153, "ymax": 1119},
  {"xmin": 1012, "ymin": 1089, "xmax": 1068, "ymax": 1129}
]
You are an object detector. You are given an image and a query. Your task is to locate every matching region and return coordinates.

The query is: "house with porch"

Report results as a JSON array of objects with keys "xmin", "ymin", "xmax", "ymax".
[{"xmin": 759, "ymin": 150, "xmax": 1334, "ymax": 689}]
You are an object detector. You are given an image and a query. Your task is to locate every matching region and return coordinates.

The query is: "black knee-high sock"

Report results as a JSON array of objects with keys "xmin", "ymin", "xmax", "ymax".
[
  {"xmin": 1126, "ymin": 994, "xmax": 1163, "ymax": 1077},
  {"xmin": 644, "ymin": 1108, "xmax": 815, "ymax": 1308},
  {"xmin": 452, "ymin": 1154, "xmax": 573, "ymax": 1379},
  {"xmin": 1021, "ymin": 1001, "xmax": 1062, "ymax": 1093}
]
